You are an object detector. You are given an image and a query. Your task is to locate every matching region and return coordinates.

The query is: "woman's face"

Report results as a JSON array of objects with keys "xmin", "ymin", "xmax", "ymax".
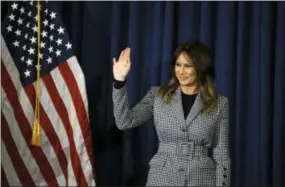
[{"xmin": 174, "ymin": 52, "xmax": 197, "ymax": 87}]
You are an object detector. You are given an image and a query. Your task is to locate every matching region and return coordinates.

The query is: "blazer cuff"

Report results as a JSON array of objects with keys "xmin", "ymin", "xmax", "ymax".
[
  {"xmin": 113, "ymin": 79, "xmax": 126, "ymax": 89},
  {"xmin": 215, "ymin": 160, "xmax": 231, "ymax": 186}
]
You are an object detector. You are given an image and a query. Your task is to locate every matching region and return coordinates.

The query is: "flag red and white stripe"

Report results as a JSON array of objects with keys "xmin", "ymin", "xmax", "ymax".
[{"xmin": 1, "ymin": 36, "xmax": 96, "ymax": 186}]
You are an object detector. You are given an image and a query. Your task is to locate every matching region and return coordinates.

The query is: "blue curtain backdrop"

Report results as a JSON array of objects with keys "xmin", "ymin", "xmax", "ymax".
[{"xmin": 2, "ymin": 1, "xmax": 284, "ymax": 187}]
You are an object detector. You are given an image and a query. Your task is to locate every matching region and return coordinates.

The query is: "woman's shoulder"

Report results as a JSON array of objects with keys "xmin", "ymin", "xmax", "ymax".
[
  {"xmin": 217, "ymin": 94, "xmax": 228, "ymax": 104},
  {"xmin": 216, "ymin": 94, "xmax": 229, "ymax": 111},
  {"xmin": 147, "ymin": 86, "xmax": 161, "ymax": 97},
  {"xmin": 149, "ymin": 85, "xmax": 161, "ymax": 91}
]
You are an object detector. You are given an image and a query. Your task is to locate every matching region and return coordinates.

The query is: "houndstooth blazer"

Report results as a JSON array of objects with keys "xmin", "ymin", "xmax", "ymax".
[{"xmin": 112, "ymin": 84, "xmax": 231, "ymax": 186}]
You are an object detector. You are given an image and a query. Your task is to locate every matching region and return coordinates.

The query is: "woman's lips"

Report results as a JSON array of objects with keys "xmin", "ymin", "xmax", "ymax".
[{"xmin": 179, "ymin": 77, "xmax": 188, "ymax": 80}]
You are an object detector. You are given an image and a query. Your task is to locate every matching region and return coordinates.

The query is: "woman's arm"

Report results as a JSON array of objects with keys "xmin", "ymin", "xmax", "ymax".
[
  {"xmin": 112, "ymin": 84, "xmax": 158, "ymax": 130},
  {"xmin": 212, "ymin": 97, "xmax": 231, "ymax": 186}
]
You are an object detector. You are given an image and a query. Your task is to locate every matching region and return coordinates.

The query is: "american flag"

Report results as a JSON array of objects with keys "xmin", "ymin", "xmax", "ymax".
[{"xmin": 1, "ymin": 1, "xmax": 96, "ymax": 186}]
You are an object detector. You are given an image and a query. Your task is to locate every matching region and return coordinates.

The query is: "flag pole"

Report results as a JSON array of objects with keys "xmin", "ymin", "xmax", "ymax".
[{"xmin": 31, "ymin": 0, "xmax": 42, "ymax": 146}]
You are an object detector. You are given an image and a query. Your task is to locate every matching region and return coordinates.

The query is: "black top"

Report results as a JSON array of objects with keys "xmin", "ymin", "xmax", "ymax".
[
  {"xmin": 114, "ymin": 80, "xmax": 197, "ymax": 119},
  {"xmin": 181, "ymin": 91, "xmax": 197, "ymax": 119}
]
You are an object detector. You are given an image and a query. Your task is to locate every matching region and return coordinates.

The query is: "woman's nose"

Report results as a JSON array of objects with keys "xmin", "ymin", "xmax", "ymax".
[{"xmin": 179, "ymin": 66, "xmax": 185, "ymax": 74}]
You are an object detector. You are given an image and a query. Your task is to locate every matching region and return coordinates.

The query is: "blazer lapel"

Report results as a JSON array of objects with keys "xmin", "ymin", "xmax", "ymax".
[
  {"xmin": 171, "ymin": 88, "xmax": 186, "ymax": 127},
  {"xmin": 185, "ymin": 92, "xmax": 203, "ymax": 125}
]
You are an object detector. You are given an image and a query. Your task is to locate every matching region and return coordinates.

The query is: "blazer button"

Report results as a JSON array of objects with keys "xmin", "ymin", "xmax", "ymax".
[
  {"xmin": 223, "ymin": 167, "xmax": 227, "ymax": 171},
  {"xmin": 223, "ymin": 174, "xmax": 227, "ymax": 178},
  {"xmin": 182, "ymin": 128, "xmax": 187, "ymax": 132},
  {"xmin": 178, "ymin": 168, "xmax": 185, "ymax": 172},
  {"xmin": 222, "ymin": 182, "xmax": 227, "ymax": 185}
]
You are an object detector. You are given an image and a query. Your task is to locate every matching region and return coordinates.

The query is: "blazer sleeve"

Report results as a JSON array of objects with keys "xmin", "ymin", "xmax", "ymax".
[
  {"xmin": 112, "ymin": 84, "xmax": 158, "ymax": 130},
  {"xmin": 213, "ymin": 97, "xmax": 231, "ymax": 186}
]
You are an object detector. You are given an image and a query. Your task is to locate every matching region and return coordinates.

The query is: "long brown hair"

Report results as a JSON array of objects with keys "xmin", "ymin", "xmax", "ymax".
[{"xmin": 158, "ymin": 40, "xmax": 218, "ymax": 112}]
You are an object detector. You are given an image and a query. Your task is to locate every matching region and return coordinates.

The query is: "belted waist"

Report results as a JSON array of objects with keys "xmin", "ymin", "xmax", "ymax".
[{"xmin": 158, "ymin": 142, "xmax": 208, "ymax": 159}]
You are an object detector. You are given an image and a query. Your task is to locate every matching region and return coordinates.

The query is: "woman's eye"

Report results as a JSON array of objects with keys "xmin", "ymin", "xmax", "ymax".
[{"xmin": 185, "ymin": 64, "xmax": 194, "ymax": 68}]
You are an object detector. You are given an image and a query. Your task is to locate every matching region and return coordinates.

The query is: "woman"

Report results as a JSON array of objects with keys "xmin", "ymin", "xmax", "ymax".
[{"xmin": 112, "ymin": 40, "xmax": 231, "ymax": 186}]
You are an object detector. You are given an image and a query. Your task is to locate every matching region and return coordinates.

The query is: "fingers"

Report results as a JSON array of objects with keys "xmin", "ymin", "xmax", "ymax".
[
  {"xmin": 122, "ymin": 48, "xmax": 128, "ymax": 61},
  {"xmin": 118, "ymin": 47, "xmax": 131, "ymax": 62},
  {"xmin": 127, "ymin": 48, "xmax": 131, "ymax": 62},
  {"xmin": 112, "ymin": 57, "xmax": 116, "ymax": 65},
  {"xmin": 119, "ymin": 49, "xmax": 125, "ymax": 60},
  {"xmin": 123, "ymin": 47, "xmax": 130, "ymax": 62}
]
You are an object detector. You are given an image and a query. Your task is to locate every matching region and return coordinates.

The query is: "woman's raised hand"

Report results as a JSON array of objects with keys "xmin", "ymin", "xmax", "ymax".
[{"xmin": 113, "ymin": 47, "xmax": 131, "ymax": 81}]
